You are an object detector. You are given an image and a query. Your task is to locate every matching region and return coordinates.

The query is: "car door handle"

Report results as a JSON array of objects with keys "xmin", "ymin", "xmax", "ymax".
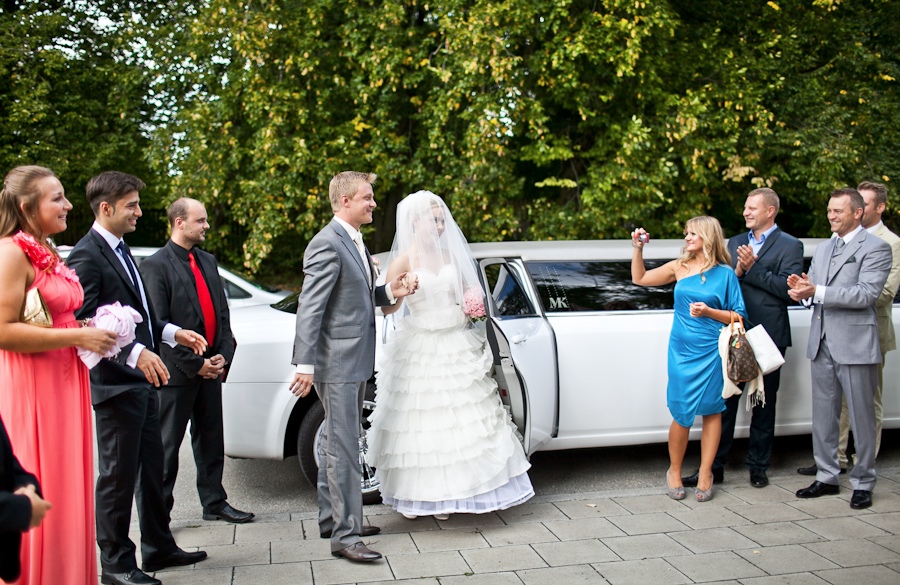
[{"xmin": 510, "ymin": 334, "xmax": 526, "ymax": 344}]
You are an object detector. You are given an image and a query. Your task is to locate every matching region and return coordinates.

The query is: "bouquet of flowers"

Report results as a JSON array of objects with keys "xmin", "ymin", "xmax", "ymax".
[
  {"xmin": 463, "ymin": 287, "xmax": 486, "ymax": 322},
  {"xmin": 77, "ymin": 302, "xmax": 143, "ymax": 369}
]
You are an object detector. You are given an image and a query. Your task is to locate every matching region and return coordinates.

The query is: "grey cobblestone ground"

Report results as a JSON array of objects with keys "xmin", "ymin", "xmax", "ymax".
[{"xmin": 117, "ymin": 466, "xmax": 900, "ymax": 585}]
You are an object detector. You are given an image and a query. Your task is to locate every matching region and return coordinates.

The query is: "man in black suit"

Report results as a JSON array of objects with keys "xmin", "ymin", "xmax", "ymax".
[
  {"xmin": 140, "ymin": 198, "xmax": 253, "ymax": 525},
  {"xmin": 0, "ymin": 415, "xmax": 50, "ymax": 584},
  {"xmin": 68, "ymin": 172, "xmax": 209, "ymax": 585},
  {"xmin": 684, "ymin": 188, "xmax": 803, "ymax": 488}
]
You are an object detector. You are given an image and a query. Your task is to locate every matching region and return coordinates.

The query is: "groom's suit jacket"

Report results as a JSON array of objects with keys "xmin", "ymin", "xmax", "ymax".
[
  {"xmin": 728, "ymin": 227, "xmax": 803, "ymax": 349},
  {"xmin": 292, "ymin": 219, "xmax": 390, "ymax": 382},
  {"xmin": 805, "ymin": 229, "xmax": 891, "ymax": 364},
  {"xmin": 69, "ymin": 228, "xmax": 166, "ymax": 405}
]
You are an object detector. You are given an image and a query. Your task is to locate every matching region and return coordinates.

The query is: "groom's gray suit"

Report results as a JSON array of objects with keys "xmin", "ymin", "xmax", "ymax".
[
  {"xmin": 292, "ymin": 219, "xmax": 390, "ymax": 552},
  {"xmin": 806, "ymin": 229, "xmax": 891, "ymax": 491}
]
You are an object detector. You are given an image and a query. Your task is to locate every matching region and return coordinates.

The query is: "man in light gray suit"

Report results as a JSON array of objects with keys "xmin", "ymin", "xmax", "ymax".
[
  {"xmin": 788, "ymin": 187, "xmax": 891, "ymax": 510},
  {"xmin": 290, "ymin": 171, "xmax": 417, "ymax": 562}
]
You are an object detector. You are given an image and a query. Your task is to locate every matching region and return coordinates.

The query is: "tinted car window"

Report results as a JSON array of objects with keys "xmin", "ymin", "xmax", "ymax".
[
  {"xmin": 483, "ymin": 262, "xmax": 536, "ymax": 317},
  {"xmin": 526, "ymin": 261, "xmax": 675, "ymax": 312},
  {"xmin": 223, "ymin": 279, "xmax": 251, "ymax": 300}
]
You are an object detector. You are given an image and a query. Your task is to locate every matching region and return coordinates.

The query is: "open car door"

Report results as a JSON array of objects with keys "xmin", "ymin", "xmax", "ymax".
[{"xmin": 479, "ymin": 258, "xmax": 558, "ymax": 455}]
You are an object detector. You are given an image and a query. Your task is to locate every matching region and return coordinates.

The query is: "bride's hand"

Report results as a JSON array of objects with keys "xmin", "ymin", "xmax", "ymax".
[{"xmin": 390, "ymin": 272, "xmax": 418, "ymax": 298}]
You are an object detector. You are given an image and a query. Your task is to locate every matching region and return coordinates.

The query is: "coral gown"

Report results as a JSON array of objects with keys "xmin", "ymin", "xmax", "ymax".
[{"xmin": 0, "ymin": 237, "xmax": 96, "ymax": 585}]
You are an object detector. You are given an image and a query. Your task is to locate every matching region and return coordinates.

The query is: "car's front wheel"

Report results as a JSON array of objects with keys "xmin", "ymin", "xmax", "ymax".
[{"xmin": 296, "ymin": 384, "xmax": 381, "ymax": 505}]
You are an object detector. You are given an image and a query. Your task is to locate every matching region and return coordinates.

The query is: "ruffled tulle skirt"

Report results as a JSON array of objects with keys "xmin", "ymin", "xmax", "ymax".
[{"xmin": 367, "ymin": 320, "xmax": 533, "ymax": 515}]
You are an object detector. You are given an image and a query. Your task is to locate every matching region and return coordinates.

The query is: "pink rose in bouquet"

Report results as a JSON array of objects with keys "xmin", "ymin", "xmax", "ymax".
[
  {"xmin": 463, "ymin": 287, "xmax": 486, "ymax": 322},
  {"xmin": 77, "ymin": 302, "xmax": 143, "ymax": 369}
]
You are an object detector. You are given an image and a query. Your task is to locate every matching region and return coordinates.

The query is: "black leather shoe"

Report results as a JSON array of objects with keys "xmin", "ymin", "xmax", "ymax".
[
  {"xmin": 320, "ymin": 525, "xmax": 381, "ymax": 539},
  {"xmin": 203, "ymin": 502, "xmax": 255, "ymax": 523},
  {"xmin": 750, "ymin": 469, "xmax": 768, "ymax": 488},
  {"xmin": 331, "ymin": 542, "xmax": 382, "ymax": 562},
  {"xmin": 682, "ymin": 469, "xmax": 724, "ymax": 487},
  {"xmin": 796, "ymin": 481, "xmax": 840, "ymax": 498},
  {"xmin": 141, "ymin": 549, "xmax": 208, "ymax": 573},
  {"xmin": 850, "ymin": 490, "xmax": 873, "ymax": 510},
  {"xmin": 797, "ymin": 463, "xmax": 846, "ymax": 476},
  {"xmin": 100, "ymin": 569, "xmax": 161, "ymax": 585}
]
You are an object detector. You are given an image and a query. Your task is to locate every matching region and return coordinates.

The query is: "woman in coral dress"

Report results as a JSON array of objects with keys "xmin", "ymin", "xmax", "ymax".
[
  {"xmin": 367, "ymin": 191, "xmax": 533, "ymax": 520},
  {"xmin": 0, "ymin": 166, "xmax": 117, "ymax": 585}
]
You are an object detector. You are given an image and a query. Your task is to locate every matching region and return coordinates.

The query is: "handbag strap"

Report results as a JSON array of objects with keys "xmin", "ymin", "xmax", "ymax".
[{"xmin": 729, "ymin": 311, "xmax": 745, "ymax": 335}]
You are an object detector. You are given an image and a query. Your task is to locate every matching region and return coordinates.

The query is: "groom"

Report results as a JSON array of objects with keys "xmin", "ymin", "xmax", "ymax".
[{"xmin": 290, "ymin": 171, "xmax": 416, "ymax": 562}]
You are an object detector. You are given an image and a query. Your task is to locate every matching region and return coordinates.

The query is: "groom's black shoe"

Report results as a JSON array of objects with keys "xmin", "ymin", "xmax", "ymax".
[
  {"xmin": 682, "ymin": 469, "xmax": 723, "ymax": 487},
  {"xmin": 796, "ymin": 481, "xmax": 839, "ymax": 499},
  {"xmin": 321, "ymin": 525, "xmax": 381, "ymax": 539},
  {"xmin": 332, "ymin": 543, "xmax": 382, "ymax": 562}
]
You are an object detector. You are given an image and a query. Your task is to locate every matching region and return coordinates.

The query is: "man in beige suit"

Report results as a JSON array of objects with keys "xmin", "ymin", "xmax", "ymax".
[{"xmin": 838, "ymin": 181, "xmax": 900, "ymax": 467}]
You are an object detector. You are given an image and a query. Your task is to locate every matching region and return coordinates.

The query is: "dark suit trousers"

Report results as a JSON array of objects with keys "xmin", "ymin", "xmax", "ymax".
[
  {"xmin": 158, "ymin": 378, "xmax": 228, "ymax": 515},
  {"xmin": 715, "ymin": 347, "xmax": 786, "ymax": 473},
  {"xmin": 94, "ymin": 387, "xmax": 177, "ymax": 572}
]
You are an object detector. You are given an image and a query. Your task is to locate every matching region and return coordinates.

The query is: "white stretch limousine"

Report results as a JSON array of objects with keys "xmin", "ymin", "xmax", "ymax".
[{"xmin": 221, "ymin": 238, "xmax": 900, "ymax": 503}]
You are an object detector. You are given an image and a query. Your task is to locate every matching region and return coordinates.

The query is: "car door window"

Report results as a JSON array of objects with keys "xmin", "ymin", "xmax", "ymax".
[
  {"xmin": 525, "ymin": 261, "xmax": 675, "ymax": 312},
  {"xmin": 223, "ymin": 279, "xmax": 251, "ymax": 300},
  {"xmin": 482, "ymin": 263, "xmax": 536, "ymax": 317}
]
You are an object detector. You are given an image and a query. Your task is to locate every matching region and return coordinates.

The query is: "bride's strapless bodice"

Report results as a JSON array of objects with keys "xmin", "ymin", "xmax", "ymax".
[{"xmin": 404, "ymin": 264, "xmax": 467, "ymax": 331}]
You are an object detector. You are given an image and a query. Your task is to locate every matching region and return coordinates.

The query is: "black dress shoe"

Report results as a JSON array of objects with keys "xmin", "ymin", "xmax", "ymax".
[
  {"xmin": 141, "ymin": 549, "xmax": 208, "ymax": 573},
  {"xmin": 795, "ymin": 480, "xmax": 840, "ymax": 498},
  {"xmin": 100, "ymin": 569, "xmax": 161, "ymax": 585},
  {"xmin": 850, "ymin": 490, "xmax": 873, "ymax": 509},
  {"xmin": 682, "ymin": 469, "xmax": 724, "ymax": 487},
  {"xmin": 203, "ymin": 502, "xmax": 255, "ymax": 523},
  {"xmin": 320, "ymin": 525, "xmax": 381, "ymax": 539},
  {"xmin": 750, "ymin": 469, "xmax": 768, "ymax": 488},
  {"xmin": 797, "ymin": 463, "xmax": 846, "ymax": 476},
  {"xmin": 331, "ymin": 542, "xmax": 382, "ymax": 562}
]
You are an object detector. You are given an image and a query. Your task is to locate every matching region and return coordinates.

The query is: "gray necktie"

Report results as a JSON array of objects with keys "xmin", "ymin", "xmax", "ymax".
[{"xmin": 353, "ymin": 234, "xmax": 371, "ymax": 285}]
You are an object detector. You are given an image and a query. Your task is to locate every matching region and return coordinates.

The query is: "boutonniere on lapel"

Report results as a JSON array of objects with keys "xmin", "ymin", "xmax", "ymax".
[{"xmin": 371, "ymin": 257, "xmax": 381, "ymax": 279}]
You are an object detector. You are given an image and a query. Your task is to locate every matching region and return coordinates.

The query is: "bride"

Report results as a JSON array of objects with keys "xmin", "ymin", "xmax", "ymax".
[{"xmin": 366, "ymin": 190, "xmax": 534, "ymax": 520}]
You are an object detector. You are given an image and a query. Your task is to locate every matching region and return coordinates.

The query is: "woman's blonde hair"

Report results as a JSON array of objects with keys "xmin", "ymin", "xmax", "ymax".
[
  {"xmin": 0, "ymin": 166, "xmax": 57, "ymax": 249},
  {"xmin": 677, "ymin": 215, "xmax": 731, "ymax": 278}
]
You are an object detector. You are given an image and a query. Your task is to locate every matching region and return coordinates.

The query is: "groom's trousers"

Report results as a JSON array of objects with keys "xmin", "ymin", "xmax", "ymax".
[{"xmin": 315, "ymin": 380, "xmax": 367, "ymax": 552}]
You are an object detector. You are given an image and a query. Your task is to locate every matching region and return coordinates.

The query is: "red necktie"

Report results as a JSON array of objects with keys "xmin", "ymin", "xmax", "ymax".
[{"xmin": 188, "ymin": 251, "xmax": 217, "ymax": 345}]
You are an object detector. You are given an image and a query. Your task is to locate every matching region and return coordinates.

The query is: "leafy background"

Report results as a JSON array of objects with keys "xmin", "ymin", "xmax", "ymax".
[{"xmin": 2, "ymin": 0, "xmax": 897, "ymax": 285}]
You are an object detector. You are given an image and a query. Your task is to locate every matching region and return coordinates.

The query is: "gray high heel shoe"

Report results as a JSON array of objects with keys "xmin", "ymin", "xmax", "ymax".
[
  {"xmin": 695, "ymin": 471, "xmax": 714, "ymax": 502},
  {"xmin": 666, "ymin": 469, "xmax": 685, "ymax": 500}
]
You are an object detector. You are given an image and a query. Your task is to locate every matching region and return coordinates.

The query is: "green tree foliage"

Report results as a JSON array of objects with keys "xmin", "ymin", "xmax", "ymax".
[
  {"xmin": 0, "ymin": 1, "xmax": 165, "ymax": 244},
  {"xmin": 153, "ymin": 0, "xmax": 899, "ymax": 273},
  {"xmin": 2, "ymin": 2, "xmax": 896, "ymax": 270}
]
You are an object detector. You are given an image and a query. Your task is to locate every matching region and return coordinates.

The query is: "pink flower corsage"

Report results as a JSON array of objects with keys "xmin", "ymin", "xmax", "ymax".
[
  {"xmin": 12, "ymin": 231, "xmax": 79, "ymax": 284},
  {"xmin": 463, "ymin": 287, "xmax": 487, "ymax": 322},
  {"xmin": 371, "ymin": 257, "xmax": 381, "ymax": 279},
  {"xmin": 77, "ymin": 302, "xmax": 143, "ymax": 369}
]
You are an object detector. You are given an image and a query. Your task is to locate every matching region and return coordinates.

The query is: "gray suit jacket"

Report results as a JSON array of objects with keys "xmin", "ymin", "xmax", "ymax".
[
  {"xmin": 292, "ymin": 220, "xmax": 390, "ymax": 383},
  {"xmin": 806, "ymin": 229, "xmax": 892, "ymax": 364}
]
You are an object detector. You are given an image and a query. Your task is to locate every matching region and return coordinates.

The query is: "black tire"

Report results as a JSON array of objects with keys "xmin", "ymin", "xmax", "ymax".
[{"xmin": 296, "ymin": 384, "xmax": 381, "ymax": 505}]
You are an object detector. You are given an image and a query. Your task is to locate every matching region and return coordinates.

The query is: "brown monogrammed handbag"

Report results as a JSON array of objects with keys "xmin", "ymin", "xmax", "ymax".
[{"xmin": 726, "ymin": 313, "xmax": 758, "ymax": 384}]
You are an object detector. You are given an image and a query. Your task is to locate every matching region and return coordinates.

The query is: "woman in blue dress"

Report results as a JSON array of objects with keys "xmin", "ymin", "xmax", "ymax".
[{"xmin": 631, "ymin": 216, "xmax": 747, "ymax": 502}]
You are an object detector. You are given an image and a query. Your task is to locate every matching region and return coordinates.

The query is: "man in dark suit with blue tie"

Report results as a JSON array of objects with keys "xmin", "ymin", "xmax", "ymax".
[
  {"xmin": 68, "ymin": 172, "xmax": 209, "ymax": 585},
  {"xmin": 684, "ymin": 188, "xmax": 803, "ymax": 489},
  {"xmin": 140, "ymin": 198, "xmax": 253, "ymax": 525}
]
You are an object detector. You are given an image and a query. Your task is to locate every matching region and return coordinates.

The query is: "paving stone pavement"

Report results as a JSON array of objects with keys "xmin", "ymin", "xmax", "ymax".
[{"xmin": 126, "ymin": 467, "xmax": 900, "ymax": 585}]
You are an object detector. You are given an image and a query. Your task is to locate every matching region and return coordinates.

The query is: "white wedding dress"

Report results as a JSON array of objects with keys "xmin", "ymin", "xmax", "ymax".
[{"xmin": 367, "ymin": 265, "xmax": 534, "ymax": 516}]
